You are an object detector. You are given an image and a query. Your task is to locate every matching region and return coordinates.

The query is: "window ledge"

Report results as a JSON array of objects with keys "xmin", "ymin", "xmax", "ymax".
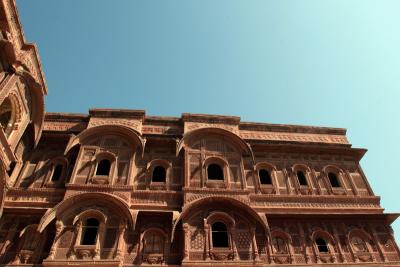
[
  {"xmin": 74, "ymin": 245, "xmax": 97, "ymax": 260},
  {"xmin": 92, "ymin": 175, "xmax": 109, "ymax": 185},
  {"xmin": 209, "ymin": 248, "xmax": 233, "ymax": 261}
]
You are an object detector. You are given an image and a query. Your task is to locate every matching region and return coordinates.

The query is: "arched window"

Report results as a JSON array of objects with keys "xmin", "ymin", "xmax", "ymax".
[
  {"xmin": 211, "ymin": 222, "xmax": 229, "ymax": 248},
  {"xmin": 351, "ymin": 236, "xmax": 368, "ymax": 252},
  {"xmin": 144, "ymin": 232, "xmax": 164, "ymax": 254},
  {"xmin": 315, "ymin": 238, "xmax": 329, "ymax": 253},
  {"xmin": 207, "ymin": 164, "xmax": 224, "ymax": 180},
  {"xmin": 272, "ymin": 237, "xmax": 288, "ymax": 254},
  {"xmin": 152, "ymin": 166, "xmax": 166, "ymax": 183},
  {"xmin": 259, "ymin": 169, "xmax": 272, "ymax": 185},
  {"xmin": 328, "ymin": 172, "xmax": 341, "ymax": 188},
  {"xmin": 297, "ymin": 171, "xmax": 308, "ymax": 186},
  {"xmin": 0, "ymin": 98, "xmax": 14, "ymax": 137},
  {"xmin": 96, "ymin": 159, "xmax": 111, "ymax": 176},
  {"xmin": 51, "ymin": 164, "xmax": 63, "ymax": 182},
  {"xmin": 81, "ymin": 218, "xmax": 99, "ymax": 245}
]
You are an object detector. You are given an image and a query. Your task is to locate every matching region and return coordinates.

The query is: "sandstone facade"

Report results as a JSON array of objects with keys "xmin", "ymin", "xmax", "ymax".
[{"xmin": 0, "ymin": 0, "xmax": 399, "ymax": 266}]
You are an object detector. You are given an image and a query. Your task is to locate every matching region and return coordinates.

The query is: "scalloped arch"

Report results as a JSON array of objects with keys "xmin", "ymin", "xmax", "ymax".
[
  {"xmin": 171, "ymin": 196, "xmax": 268, "ymax": 242},
  {"xmin": 176, "ymin": 127, "xmax": 254, "ymax": 163},
  {"xmin": 37, "ymin": 192, "xmax": 135, "ymax": 233},
  {"xmin": 64, "ymin": 125, "xmax": 145, "ymax": 156}
]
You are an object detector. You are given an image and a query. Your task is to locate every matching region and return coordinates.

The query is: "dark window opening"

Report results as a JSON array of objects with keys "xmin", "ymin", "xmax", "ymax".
[
  {"xmin": 0, "ymin": 98, "xmax": 13, "ymax": 137},
  {"xmin": 7, "ymin": 161, "xmax": 16, "ymax": 177},
  {"xmin": 272, "ymin": 237, "xmax": 288, "ymax": 254},
  {"xmin": 81, "ymin": 218, "xmax": 99, "ymax": 245},
  {"xmin": 297, "ymin": 171, "xmax": 308, "ymax": 186},
  {"xmin": 212, "ymin": 222, "xmax": 229, "ymax": 248},
  {"xmin": 96, "ymin": 159, "xmax": 111, "ymax": 176},
  {"xmin": 144, "ymin": 232, "xmax": 164, "ymax": 254},
  {"xmin": 51, "ymin": 164, "xmax": 63, "ymax": 181},
  {"xmin": 207, "ymin": 164, "xmax": 224, "ymax": 180},
  {"xmin": 328, "ymin": 172, "xmax": 341, "ymax": 188},
  {"xmin": 259, "ymin": 169, "xmax": 272, "ymax": 185},
  {"xmin": 152, "ymin": 166, "xmax": 166, "ymax": 182},
  {"xmin": 316, "ymin": 238, "xmax": 329, "ymax": 253}
]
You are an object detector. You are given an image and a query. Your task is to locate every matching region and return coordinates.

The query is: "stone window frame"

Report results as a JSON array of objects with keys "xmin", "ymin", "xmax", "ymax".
[
  {"xmin": 271, "ymin": 230, "xmax": 292, "ymax": 254},
  {"xmin": 91, "ymin": 151, "xmax": 117, "ymax": 185},
  {"xmin": 322, "ymin": 165, "xmax": 347, "ymax": 195},
  {"xmin": 203, "ymin": 156, "xmax": 230, "ymax": 189},
  {"xmin": 45, "ymin": 157, "xmax": 68, "ymax": 187},
  {"xmin": 146, "ymin": 159, "xmax": 172, "ymax": 190},
  {"xmin": 347, "ymin": 229, "xmax": 375, "ymax": 262},
  {"xmin": 72, "ymin": 209, "xmax": 107, "ymax": 260},
  {"xmin": 311, "ymin": 230, "xmax": 337, "ymax": 263},
  {"xmin": 205, "ymin": 211, "xmax": 236, "ymax": 260},
  {"xmin": 255, "ymin": 162, "xmax": 278, "ymax": 194},
  {"xmin": 140, "ymin": 227, "xmax": 169, "ymax": 265},
  {"xmin": 0, "ymin": 92, "xmax": 22, "ymax": 140},
  {"xmin": 12, "ymin": 224, "xmax": 47, "ymax": 264},
  {"xmin": 291, "ymin": 164, "xmax": 313, "ymax": 195}
]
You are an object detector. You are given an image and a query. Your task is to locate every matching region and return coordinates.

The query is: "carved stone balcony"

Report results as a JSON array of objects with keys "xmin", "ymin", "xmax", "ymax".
[
  {"xmin": 74, "ymin": 245, "xmax": 98, "ymax": 260},
  {"xmin": 142, "ymin": 253, "xmax": 164, "ymax": 265},
  {"xmin": 272, "ymin": 253, "xmax": 292, "ymax": 264},
  {"xmin": 209, "ymin": 248, "xmax": 234, "ymax": 261}
]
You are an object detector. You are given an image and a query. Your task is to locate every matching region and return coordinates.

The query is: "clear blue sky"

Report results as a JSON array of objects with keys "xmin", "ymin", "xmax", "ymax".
[{"xmin": 17, "ymin": 0, "xmax": 400, "ymax": 241}]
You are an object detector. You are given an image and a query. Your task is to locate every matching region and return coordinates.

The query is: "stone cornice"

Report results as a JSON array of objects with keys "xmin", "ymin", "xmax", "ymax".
[
  {"xmin": 41, "ymin": 110, "xmax": 354, "ymax": 146},
  {"xmin": 89, "ymin": 108, "xmax": 145, "ymax": 120}
]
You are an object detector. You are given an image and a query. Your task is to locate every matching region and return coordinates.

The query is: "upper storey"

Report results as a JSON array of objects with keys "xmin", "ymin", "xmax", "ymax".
[{"xmin": 33, "ymin": 109, "xmax": 371, "ymax": 200}]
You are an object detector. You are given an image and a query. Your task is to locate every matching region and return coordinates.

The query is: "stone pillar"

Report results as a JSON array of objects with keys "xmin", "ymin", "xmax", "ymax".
[
  {"xmin": 230, "ymin": 228, "xmax": 239, "ymax": 261},
  {"xmin": 368, "ymin": 223, "xmax": 387, "ymax": 262},
  {"xmin": 331, "ymin": 223, "xmax": 346, "ymax": 263},
  {"xmin": 345, "ymin": 170, "xmax": 358, "ymax": 196},
  {"xmin": 283, "ymin": 168, "xmax": 295, "ymax": 195},
  {"xmin": 203, "ymin": 220, "xmax": 210, "ymax": 260},
  {"xmin": 312, "ymin": 170, "xmax": 322, "ymax": 195},
  {"xmin": 94, "ymin": 221, "xmax": 106, "ymax": 260},
  {"xmin": 164, "ymin": 228, "xmax": 171, "ymax": 265},
  {"xmin": 47, "ymin": 220, "xmax": 64, "ymax": 260},
  {"xmin": 253, "ymin": 168, "xmax": 261, "ymax": 194},
  {"xmin": 182, "ymin": 223, "xmax": 190, "ymax": 261},
  {"xmin": 298, "ymin": 222, "xmax": 310, "ymax": 263},
  {"xmin": 251, "ymin": 227, "xmax": 260, "ymax": 262},
  {"xmin": 115, "ymin": 221, "xmax": 127, "ymax": 260}
]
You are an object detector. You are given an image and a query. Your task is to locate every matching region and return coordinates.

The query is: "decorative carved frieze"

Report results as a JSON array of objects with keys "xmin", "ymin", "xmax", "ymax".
[
  {"xmin": 142, "ymin": 126, "xmax": 182, "ymax": 135},
  {"xmin": 240, "ymin": 130, "xmax": 349, "ymax": 145},
  {"xmin": 184, "ymin": 122, "xmax": 239, "ymax": 134},
  {"xmin": 43, "ymin": 121, "xmax": 87, "ymax": 132},
  {"xmin": 88, "ymin": 118, "xmax": 142, "ymax": 133},
  {"xmin": 131, "ymin": 190, "xmax": 182, "ymax": 208},
  {"xmin": 64, "ymin": 184, "xmax": 132, "ymax": 202}
]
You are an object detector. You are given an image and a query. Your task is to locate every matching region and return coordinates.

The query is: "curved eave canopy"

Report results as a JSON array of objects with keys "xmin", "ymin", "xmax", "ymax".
[
  {"xmin": 176, "ymin": 127, "xmax": 255, "ymax": 163},
  {"xmin": 64, "ymin": 125, "xmax": 145, "ymax": 156},
  {"xmin": 171, "ymin": 196, "xmax": 268, "ymax": 242},
  {"xmin": 37, "ymin": 192, "xmax": 135, "ymax": 233}
]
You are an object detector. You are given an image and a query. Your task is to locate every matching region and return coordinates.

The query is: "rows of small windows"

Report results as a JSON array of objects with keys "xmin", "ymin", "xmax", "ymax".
[
  {"xmin": 256, "ymin": 168, "xmax": 342, "ymax": 188},
  {"xmin": 90, "ymin": 160, "xmax": 344, "ymax": 189},
  {"xmin": 41, "ymin": 155, "xmax": 344, "ymax": 190},
  {"xmin": 205, "ymin": 221, "xmax": 373, "ymax": 256},
  {"xmin": 94, "ymin": 159, "xmax": 168, "ymax": 183},
  {"xmin": 75, "ymin": 217, "xmax": 167, "ymax": 256},
  {"xmin": 202, "ymin": 161, "xmax": 344, "ymax": 189}
]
